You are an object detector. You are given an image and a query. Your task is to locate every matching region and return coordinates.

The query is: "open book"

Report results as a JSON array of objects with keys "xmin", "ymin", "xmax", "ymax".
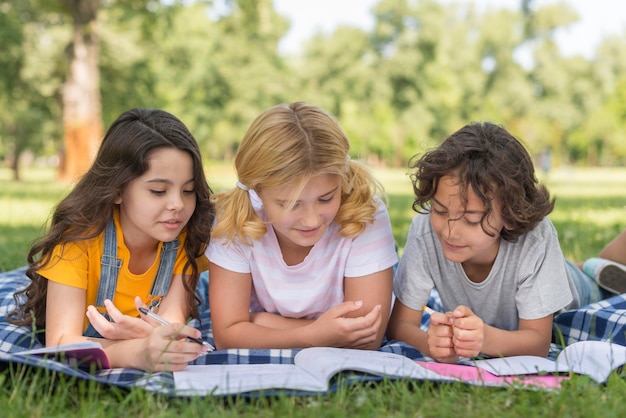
[
  {"xmin": 15, "ymin": 341, "xmax": 110, "ymax": 370},
  {"xmin": 174, "ymin": 347, "xmax": 454, "ymax": 396},
  {"xmin": 461, "ymin": 340, "xmax": 626, "ymax": 383}
]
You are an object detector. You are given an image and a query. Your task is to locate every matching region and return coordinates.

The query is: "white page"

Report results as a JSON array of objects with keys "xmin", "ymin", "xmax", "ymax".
[
  {"xmin": 295, "ymin": 347, "xmax": 451, "ymax": 384},
  {"xmin": 15, "ymin": 341, "xmax": 103, "ymax": 355},
  {"xmin": 174, "ymin": 363, "xmax": 327, "ymax": 396},
  {"xmin": 554, "ymin": 340, "xmax": 626, "ymax": 383},
  {"xmin": 175, "ymin": 347, "xmax": 453, "ymax": 396},
  {"xmin": 470, "ymin": 340, "xmax": 626, "ymax": 383},
  {"xmin": 470, "ymin": 356, "xmax": 560, "ymax": 376}
]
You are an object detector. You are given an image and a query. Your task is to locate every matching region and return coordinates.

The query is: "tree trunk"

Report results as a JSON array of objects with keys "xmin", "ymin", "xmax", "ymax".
[
  {"xmin": 58, "ymin": 0, "xmax": 103, "ymax": 183},
  {"xmin": 10, "ymin": 151, "xmax": 20, "ymax": 182}
]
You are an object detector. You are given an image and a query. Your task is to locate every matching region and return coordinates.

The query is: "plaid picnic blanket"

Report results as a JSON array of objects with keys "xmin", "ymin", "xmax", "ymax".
[
  {"xmin": 1, "ymin": 266, "xmax": 624, "ymax": 395},
  {"xmin": 553, "ymin": 293, "xmax": 626, "ymax": 346},
  {"xmin": 0, "ymin": 267, "xmax": 424, "ymax": 395}
]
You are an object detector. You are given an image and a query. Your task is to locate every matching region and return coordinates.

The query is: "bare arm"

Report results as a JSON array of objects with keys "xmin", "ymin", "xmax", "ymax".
[
  {"xmin": 451, "ymin": 305, "xmax": 554, "ymax": 358},
  {"xmin": 343, "ymin": 267, "xmax": 393, "ymax": 349},
  {"xmin": 387, "ymin": 300, "xmax": 430, "ymax": 355},
  {"xmin": 47, "ymin": 280, "xmax": 205, "ymax": 371},
  {"xmin": 209, "ymin": 262, "xmax": 389, "ymax": 350},
  {"xmin": 45, "ymin": 281, "xmax": 89, "ymax": 347},
  {"xmin": 152, "ymin": 274, "xmax": 189, "ymax": 323},
  {"xmin": 387, "ymin": 301, "xmax": 554, "ymax": 362},
  {"xmin": 598, "ymin": 229, "xmax": 626, "ymax": 265}
]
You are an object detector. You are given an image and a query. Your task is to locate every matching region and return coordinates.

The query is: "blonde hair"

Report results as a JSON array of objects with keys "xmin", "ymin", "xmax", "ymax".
[{"xmin": 211, "ymin": 102, "xmax": 383, "ymax": 244}]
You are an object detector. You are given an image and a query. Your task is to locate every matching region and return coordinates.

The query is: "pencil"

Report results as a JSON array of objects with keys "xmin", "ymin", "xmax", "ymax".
[
  {"xmin": 422, "ymin": 305, "xmax": 454, "ymax": 329},
  {"xmin": 422, "ymin": 305, "xmax": 436, "ymax": 315},
  {"xmin": 138, "ymin": 307, "xmax": 215, "ymax": 351}
]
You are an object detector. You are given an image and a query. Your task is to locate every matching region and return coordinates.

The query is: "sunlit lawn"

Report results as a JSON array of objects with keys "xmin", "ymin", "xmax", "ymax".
[
  {"xmin": 1, "ymin": 164, "xmax": 625, "ymax": 416},
  {"xmin": 3, "ymin": 164, "xmax": 624, "ymax": 270}
]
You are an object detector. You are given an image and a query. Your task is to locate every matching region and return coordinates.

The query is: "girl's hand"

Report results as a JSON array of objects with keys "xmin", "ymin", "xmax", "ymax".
[
  {"xmin": 136, "ymin": 322, "xmax": 207, "ymax": 372},
  {"xmin": 86, "ymin": 298, "xmax": 153, "ymax": 340},
  {"xmin": 450, "ymin": 305, "xmax": 484, "ymax": 358},
  {"xmin": 426, "ymin": 311, "xmax": 458, "ymax": 363},
  {"xmin": 87, "ymin": 298, "xmax": 206, "ymax": 371},
  {"xmin": 310, "ymin": 300, "xmax": 382, "ymax": 349}
]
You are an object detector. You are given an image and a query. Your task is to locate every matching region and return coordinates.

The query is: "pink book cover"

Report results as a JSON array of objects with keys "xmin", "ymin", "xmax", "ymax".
[{"xmin": 416, "ymin": 361, "xmax": 569, "ymax": 390}]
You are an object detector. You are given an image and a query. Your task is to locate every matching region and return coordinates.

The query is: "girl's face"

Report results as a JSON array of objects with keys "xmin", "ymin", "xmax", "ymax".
[
  {"xmin": 258, "ymin": 173, "xmax": 342, "ymax": 254},
  {"xmin": 430, "ymin": 175, "xmax": 507, "ymax": 272},
  {"xmin": 116, "ymin": 147, "xmax": 196, "ymax": 250}
]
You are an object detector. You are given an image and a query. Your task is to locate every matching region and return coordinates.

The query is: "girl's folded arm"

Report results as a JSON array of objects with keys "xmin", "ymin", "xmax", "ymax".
[
  {"xmin": 45, "ymin": 281, "xmax": 89, "ymax": 346},
  {"xmin": 344, "ymin": 267, "xmax": 394, "ymax": 349},
  {"xmin": 208, "ymin": 263, "xmax": 321, "ymax": 349}
]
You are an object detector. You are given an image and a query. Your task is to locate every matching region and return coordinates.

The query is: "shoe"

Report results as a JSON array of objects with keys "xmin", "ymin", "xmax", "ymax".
[{"xmin": 583, "ymin": 258, "xmax": 626, "ymax": 295}]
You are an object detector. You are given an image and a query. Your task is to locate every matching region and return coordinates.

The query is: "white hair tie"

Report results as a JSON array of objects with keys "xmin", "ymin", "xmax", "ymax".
[{"xmin": 236, "ymin": 181, "xmax": 249, "ymax": 191}]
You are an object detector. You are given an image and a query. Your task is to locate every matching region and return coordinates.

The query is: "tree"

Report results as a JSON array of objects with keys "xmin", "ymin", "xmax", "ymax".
[
  {"xmin": 3, "ymin": 0, "xmax": 626, "ymax": 172},
  {"xmin": 57, "ymin": 0, "xmax": 102, "ymax": 183},
  {"xmin": 0, "ymin": 0, "xmax": 60, "ymax": 180}
]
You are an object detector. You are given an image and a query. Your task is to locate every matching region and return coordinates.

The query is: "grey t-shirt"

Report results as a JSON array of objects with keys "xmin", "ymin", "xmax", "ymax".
[{"xmin": 393, "ymin": 214, "xmax": 575, "ymax": 331}]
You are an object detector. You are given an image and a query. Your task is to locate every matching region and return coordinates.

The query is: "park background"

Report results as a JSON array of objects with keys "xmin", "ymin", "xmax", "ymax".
[
  {"xmin": 2, "ymin": 0, "xmax": 626, "ymax": 263},
  {"xmin": 2, "ymin": 0, "xmax": 626, "ymax": 183},
  {"xmin": 1, "ymin": 1, "xmax": 626, "ymax": 416}
]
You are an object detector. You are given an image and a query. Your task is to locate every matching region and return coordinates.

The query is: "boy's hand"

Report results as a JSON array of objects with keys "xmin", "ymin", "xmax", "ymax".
[
  {"xmin": 426, "ymin": 311, "xmax": 458, "ymax": 363},
  {"xmin": 450, "ymin": 305, "xmax": 484, "ymax": 358}
]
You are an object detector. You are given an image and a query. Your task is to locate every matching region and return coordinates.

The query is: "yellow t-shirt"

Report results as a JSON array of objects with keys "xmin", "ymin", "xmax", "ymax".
[{"xmin": 38, "ymin": 210, "xmax": 208, "ymax": 331}]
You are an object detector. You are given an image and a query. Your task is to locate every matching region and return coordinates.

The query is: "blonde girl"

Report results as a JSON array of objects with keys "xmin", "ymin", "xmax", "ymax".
[{"xmin": 207, "ymin": 102, "xmax": 398, "ymax": 350}]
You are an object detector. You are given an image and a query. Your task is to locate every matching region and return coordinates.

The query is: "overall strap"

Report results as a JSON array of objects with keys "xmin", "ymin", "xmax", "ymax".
[
  {"xmin": 95, "ymin": 218, "xmax": 122, "ymax": 307},
  {"xmin": 146, "ymin": 238, "xmax": 180, "ymax": 310},
  {"xmin": 84, "ymin": 218, "xmax": 121, "ymax": 337},
  {"xmin": 84, "ymin": 220, "xmax": 179, "ymax": 338}
]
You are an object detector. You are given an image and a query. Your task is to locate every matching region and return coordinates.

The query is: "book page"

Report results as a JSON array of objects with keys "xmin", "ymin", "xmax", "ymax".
[
  {"xmin": 469, "ymin": 356, "xmax": 559, "ymax": 376},
  {"xmin": 174, "ymin": 364, "xmax": 327, "ymax": 396},
  {"xmin": 554, "ymin": 340, "xmax": 626, "ymax": 383},
  {"xmin": 468, "ymin": 340, "xmax": 626, "ymax": 383},
  {"xmin": 174, "ymin": 348, "xmax": 453, "ymax": 396},
  {"xmin": 16, "ymin": 341, "xmax": 103, "ymax": 356},
  {"xmin": 294, "ymin": 347, "xmax": 451, "ymax": 385}
]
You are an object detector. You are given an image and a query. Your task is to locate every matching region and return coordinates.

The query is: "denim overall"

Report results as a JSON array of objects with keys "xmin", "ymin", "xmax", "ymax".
[{"xmin": 83, "ymin": 218, "xmax": 179, "ymax": 337}]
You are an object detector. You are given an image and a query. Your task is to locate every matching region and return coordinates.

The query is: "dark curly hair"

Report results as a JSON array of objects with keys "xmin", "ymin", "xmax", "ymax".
[
  {"xmin": 409, "ymin": 122, "xmax": 554, "ymax": 241},
  {"xmin": 9, "ymin": 108, "xmax": 215, "ymax": 329}
]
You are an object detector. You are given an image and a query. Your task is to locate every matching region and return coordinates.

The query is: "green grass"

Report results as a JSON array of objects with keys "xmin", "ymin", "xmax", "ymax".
[{"xmin": 1, "ymin": 165, "xmax": 626, "ymax": 417}]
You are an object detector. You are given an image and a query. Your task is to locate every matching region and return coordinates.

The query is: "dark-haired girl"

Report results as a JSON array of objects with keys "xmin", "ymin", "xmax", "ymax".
[{"xmin": 10, "ymin": 108, "xmax": 214, "ymax": 371}]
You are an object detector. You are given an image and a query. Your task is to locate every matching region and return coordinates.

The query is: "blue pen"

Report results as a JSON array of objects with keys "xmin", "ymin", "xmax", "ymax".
[{"xmin": 138, "ymin": 307, "xmax": 214, "ymax": 351}]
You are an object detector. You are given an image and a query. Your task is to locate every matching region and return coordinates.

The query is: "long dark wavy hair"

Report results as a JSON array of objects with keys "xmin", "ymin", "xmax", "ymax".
[
  {"xmin": 409, "ymin": 122, "xmax": 554, "ymax": 241},
  {"xmin": 9, "ymin": 108, "xmax": 215, "ymax": 329}
]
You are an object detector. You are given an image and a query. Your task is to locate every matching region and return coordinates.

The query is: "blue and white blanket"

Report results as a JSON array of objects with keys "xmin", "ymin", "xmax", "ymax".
[{"xmin": 1, "ymin": 267, "xmax": 625, "ymax": 395}]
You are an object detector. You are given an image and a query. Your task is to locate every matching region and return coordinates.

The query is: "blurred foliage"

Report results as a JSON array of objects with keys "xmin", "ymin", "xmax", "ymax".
[{"xmin": 1, "ymin": 0, "xmax": 626, "ymax": 179}]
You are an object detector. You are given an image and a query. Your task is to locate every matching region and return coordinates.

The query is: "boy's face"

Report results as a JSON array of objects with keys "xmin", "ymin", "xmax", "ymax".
[{"xmin": 430, "ymin": 175, "xmax": 507, "ymax": 275}]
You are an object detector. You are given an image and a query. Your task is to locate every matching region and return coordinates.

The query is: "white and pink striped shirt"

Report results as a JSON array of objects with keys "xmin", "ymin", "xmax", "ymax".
[{"xmin": 206, "ymin": 195, "xmax": 398, "ymax": 319}]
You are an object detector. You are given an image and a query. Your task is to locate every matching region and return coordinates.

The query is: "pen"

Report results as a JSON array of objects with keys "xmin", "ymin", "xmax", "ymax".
[{"xmin": 138, "ymin": 307, "xmax": 214, "ymax": 351}]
